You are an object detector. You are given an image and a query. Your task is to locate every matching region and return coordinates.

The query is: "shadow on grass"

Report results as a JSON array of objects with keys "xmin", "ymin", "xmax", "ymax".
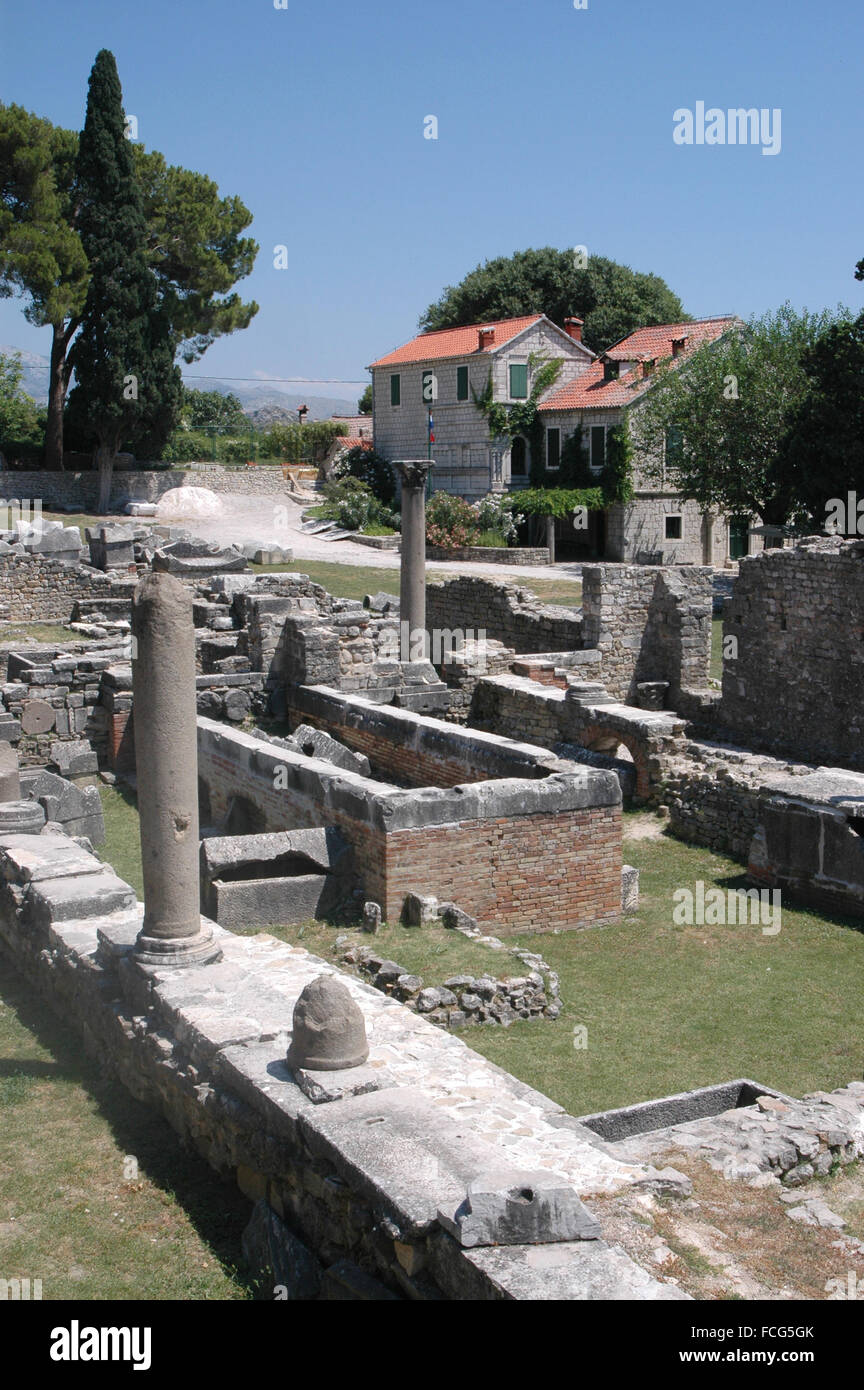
[{"xmin": 0, "ymin": 950, "xmax": 258, "ymax": 1298}]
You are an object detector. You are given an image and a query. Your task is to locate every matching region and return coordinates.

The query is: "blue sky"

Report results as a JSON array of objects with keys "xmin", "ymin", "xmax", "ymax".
[{"xmin": 1, "ymin": 0, "xmax": 862, "ymax": 400}]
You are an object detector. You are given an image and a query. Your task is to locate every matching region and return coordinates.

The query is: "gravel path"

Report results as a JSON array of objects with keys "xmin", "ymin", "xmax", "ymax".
[{"xmin": 176, "ymin": 491, "xmax": 585, "ymax": 585}]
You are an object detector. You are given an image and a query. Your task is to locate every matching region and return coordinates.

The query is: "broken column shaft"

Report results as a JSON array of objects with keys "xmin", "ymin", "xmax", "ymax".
[
  {"xmin": 131, "ymin": 570, "xmax": 219, "ymax": 966},
  {"xmin": 395, "ymin": 459, "xmax": 433, "ymax": 661}
]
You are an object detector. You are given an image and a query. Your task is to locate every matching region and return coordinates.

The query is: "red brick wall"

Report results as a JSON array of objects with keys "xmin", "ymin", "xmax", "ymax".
[
  {"xmin": 382, "ymin": 805, "xmax": 622, "ymax": 933},
  {"xmin": 287, "ymin": 701, "xmax": 547, "ymax": 790}
]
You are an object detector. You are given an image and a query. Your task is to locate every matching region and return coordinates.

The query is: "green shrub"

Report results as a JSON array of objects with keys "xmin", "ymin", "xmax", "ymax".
[
  {"xmin": 472, "ymin": 493, "xmax": 523, "ymax": 544},
  {"xmin": 474, "ymin": 528, "xmax": 507, "ymax": 547},
  {"xmin": 319, "ymin": 477, "xmax": 399, "ymax": 533},
  {"xmin": 330, "ymin": 445, "xmax": 395, "ymax": 504}
]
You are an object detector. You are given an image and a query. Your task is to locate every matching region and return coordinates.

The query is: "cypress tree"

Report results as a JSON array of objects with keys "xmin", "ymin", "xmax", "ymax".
[{"xmin": 68, "ymin": 50, "xmax": 180, "ymax": 511}]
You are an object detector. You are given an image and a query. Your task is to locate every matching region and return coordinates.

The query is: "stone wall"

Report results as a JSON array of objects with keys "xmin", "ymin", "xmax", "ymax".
[
  {"xmin": 286, "ymin": 686, "xmax": 569, "ymax": 788},
  {"xmin": 426, "ymin": 577, "xmax": 582, "ymax": 654},
  {"xmin": 0, "ymin": 551, "xmax": 136, "ymax": 622},
  {"xmin": 197, "ymin": 716, "xmax": 623, "ymax": 934},
  {"xmin": 719, "ymin": 538, "xmax": 864, "ymax": 770},
  {"xmin": 1, "ymin": 641, "xmax": 131, "ymax": 764},
  {"xmin": 426, "ymin": 545, "xmax": 550, "ymax": 565},
  {"xmin": 0, "ymin": 465, "xmax": 294, "ymax": 509},
  {"xmin": 0, "ymin": 830, "xmax": 680, "ymax": 1302},
  {"xmin": 581, "ymin": 564, "xmax": 713, "ymax": 703}
]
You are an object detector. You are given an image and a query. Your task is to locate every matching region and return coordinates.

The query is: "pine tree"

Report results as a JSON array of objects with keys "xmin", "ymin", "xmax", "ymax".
[{"xmin": 67, "ymin": 50, "xmax": 180, "ymax": 511}]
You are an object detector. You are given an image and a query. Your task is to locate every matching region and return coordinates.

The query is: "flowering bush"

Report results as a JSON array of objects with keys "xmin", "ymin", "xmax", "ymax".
[
  {"xmin": 319, "ymin": 477, "xmax": 399, "ymax": 532},
  {"xmin": 425, "ymin": 491, "xmax": 480, "ymax": 548},
  {"xmin": 472, "ymin": 493, "xmax": 524, "ymax": 545}
]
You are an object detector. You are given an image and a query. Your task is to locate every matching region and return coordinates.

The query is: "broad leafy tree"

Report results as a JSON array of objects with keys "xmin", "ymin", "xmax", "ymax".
[
  {"xmin": 0, "ymin": 105, "xmax": 89, "ymax": 468},
  {"xmin": 633, "ymin": 305, "xmax": 846, "ymax": 527},
  {"xmin": 179, "ymin": 386, "xmax": 247, "ymax": 432},
  {"xmin": 419, "ymin": 247, "xmax": 688, "ymax": 354},
  {"xmin": 774, "ymin": 312, "xmax": 864, "ymax": 527},
  {"xmin": 0, "ymin": 92, "xmax": 257, "ymax": 468}
]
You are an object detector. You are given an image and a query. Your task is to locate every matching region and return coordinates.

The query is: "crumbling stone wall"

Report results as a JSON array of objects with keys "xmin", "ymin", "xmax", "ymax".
[
  {"xmin": 719, "ymin": 538, "xmax": 864, "ymax": 769},
  {"xmin": 580, "ymin": 564, "xmax": 713, "ymax": 704},
  {"xmin": 426, "ymin": 577, "xmax": 582, "ymax": 654},
  {"xmin": 0, "ymin": 552, "xmax": 135, "ymax": 622}
]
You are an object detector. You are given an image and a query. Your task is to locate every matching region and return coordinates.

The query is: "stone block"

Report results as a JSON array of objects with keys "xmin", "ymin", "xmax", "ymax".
[
  {"xmin": 401, "ymin": 892, "xmax": 439, "ymax": 927},
  {"xmin": 49, "ymin": 739, "xmax": 99, "ymax": 778},
  {"xmin": 290, "ymin": 724, "xmax": 371, "ymax": 777},
  {"xmin": 437, "ymin": 1170, "xmax": 601, "ymax": 1248},
  {"xmin": 241, "ymin": 1198, "xmax": 323, "ymax": 1299},
  {"xmin": 622, "ymin": 864, "xmax": 640, "ymax": 912}
]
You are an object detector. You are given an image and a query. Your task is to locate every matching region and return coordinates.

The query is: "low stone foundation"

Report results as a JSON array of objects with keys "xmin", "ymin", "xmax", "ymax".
[
  {"xmin": 0, "ymin": 828, "xmax": 685, "ymax": 1302},
  {"xmin": 197, "ymin": 713, "xmax": 624, "ymax": 934}
]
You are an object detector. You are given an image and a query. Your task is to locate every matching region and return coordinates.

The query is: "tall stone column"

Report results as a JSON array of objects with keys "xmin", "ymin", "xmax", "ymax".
[
  {"xmin": 395, "ymin": 459, "xmax": 433, "ymax": 662},
  {"xmin": 131, "ymin": 571, "xmax": 220, "ymax": 967}
]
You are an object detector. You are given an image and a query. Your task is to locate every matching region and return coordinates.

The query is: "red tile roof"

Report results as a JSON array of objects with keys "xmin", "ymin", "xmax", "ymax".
[
  {"xmin": 539, "ymin": 317, "xmax": 739, "ymax": 412},
  {"xmin": 368, "ymin": 315, "xmax": 544, "ymax": 368}
]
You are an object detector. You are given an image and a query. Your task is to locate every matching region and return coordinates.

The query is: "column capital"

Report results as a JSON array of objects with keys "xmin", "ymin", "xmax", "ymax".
[{"xmin": 394, "ymin": 459, "xmax": 434, "ymax": 489}]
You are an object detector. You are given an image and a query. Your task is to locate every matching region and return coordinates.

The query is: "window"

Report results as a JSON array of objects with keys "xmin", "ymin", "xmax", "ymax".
[
  {"xmin": 510, "ymin": 436, "xmax": 527, "ymax": 477},
  {"xmin": 665, "ymin": 515, "xmax": 683, "ymax": 540},
  {"xmin": 546, "ymin": 428, "xmax": 561, "ymax": 471},
  {"xmin": 456, "ymin": 365, "xmax": 469, "ymax": 401},
  {"xmin": 390, "ymin": 374, "xmax": 401, "ymax": 407},
  {"xmin": 665, "ymin": 425, "xmax": 683, "ymax": 467},
  {"xmin": 509, "ymin": 362, "xmax": 528, "ymax": 399},
  {"xmin": 590, "ymin": 425, "xmax": 606, "ymax": 473}
]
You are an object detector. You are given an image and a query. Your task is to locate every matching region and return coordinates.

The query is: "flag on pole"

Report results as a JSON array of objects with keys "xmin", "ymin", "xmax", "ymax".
[{"xmin": 428, "ymin": 411, "xmax": 435, "ymax": 444}]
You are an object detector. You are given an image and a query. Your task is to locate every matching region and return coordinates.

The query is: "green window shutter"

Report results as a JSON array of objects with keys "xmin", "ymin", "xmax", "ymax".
[
  {"xmin": 390, "ymin": 374, "xmax": 401, "ymax": 407},
  {"xmin": 509, "ymin": 363, "xmax": 528, "ymax": 399},
  {"xmin": 457, "ymin": 365, "xmax": 469, "ymax": 401},
  {"xmin": 590, "ymin": 425, "xmax": 606, "ymax": 471}
]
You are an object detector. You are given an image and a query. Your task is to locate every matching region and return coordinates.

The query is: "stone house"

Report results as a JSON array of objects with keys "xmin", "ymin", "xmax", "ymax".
[
  {"xmin": 537, "ymin": 316, "xmax": 763, "ymax": 564},
  {"xmin": 368, "ymin": 314, "xmax": 593, "ymax": 499},
  {"xmin": 370, "ymin": 311, "xmax": 763, "ymax": 565}
]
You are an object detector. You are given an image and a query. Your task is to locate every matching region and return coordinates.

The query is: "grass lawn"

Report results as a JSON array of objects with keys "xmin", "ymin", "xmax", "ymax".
[
  {"xmin": 0, "ymin": 955, "xmax": 253, "ymax": 1300},
  {"xmin": 0, "ymin": 623, "xmax": 75, "ymax": 646},
  {"xmin": 97, "ymin": 788, "xmax": 864, "ymax": 1120},
  {"xmin": 253, "ymin": 557, "xmax": 582, "ymax": 608}
]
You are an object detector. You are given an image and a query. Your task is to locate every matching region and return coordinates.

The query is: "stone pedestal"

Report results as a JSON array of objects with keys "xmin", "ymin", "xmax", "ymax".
[
  {"xmin": 131, "ymin": 571, "xmax": 220, "ymax": 967},
  {"xmin": 395, "ymin": 460, "xmax": 433, "ymax": 662}
]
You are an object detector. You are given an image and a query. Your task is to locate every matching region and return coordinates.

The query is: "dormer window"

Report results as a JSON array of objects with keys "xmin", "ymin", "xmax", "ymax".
[{"xmin": 603, "ymin": 359, "xmax": 620, "ymax": 383}]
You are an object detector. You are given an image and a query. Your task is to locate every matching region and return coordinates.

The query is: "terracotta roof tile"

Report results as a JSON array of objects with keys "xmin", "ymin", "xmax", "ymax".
[
  {"xmin": 539, "ymin": 317, "xmax": 739, "ymax": 412},
  {"xmin": 369, "ymin": 316, "xmax": 544, "ymax": 368}
]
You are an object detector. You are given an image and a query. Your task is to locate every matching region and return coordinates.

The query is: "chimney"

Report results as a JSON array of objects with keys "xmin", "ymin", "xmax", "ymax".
[
  {"xmin": 478, "ymin": 327, "xmax": 496, "ymax": 351},
  {"xmin": 671, "ymin": 335, "xmax": 688, "ymax": 359},
  {"xmin": 564, "ymin": 316, "xmax": 584, "ymax": 343}
]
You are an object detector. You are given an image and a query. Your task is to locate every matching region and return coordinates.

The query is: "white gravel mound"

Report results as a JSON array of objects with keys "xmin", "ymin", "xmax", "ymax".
[{"xmin": 155, "ymin": 486, "xmax": 224, "ymax": 521}]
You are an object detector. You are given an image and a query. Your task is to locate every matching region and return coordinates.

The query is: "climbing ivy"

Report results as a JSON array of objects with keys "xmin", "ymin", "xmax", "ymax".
[{"xmin": 471, "ymin": 352, "xmax": 563, "ymax": 477}]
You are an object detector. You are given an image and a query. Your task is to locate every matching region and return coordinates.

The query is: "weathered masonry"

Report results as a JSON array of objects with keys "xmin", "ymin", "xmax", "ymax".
[{"xmin": 197, "ymin": 710, "xmax": 624, "ymax": 934}]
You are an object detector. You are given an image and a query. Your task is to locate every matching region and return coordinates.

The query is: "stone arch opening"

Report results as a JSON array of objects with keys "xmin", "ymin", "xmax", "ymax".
[
  {"xmin": 578, "ymin": 723, "xmax": 652, "ymax": 801},
  {"xmin": 224, "ymin": 794, "xmax": 268, "ymax": 836}
]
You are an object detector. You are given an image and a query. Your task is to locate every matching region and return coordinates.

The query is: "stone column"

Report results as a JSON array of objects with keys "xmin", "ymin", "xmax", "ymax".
[
  {"xmin": 546, "ymin": 515, "xmax": 556, "ymax": 565},
  {"xmin": 395, "ymin": 459, "xmax": 433, "ymax": 662},
  {"xmin": 131, "ymin": 571, "xmax": 220, "ymax": 967}
]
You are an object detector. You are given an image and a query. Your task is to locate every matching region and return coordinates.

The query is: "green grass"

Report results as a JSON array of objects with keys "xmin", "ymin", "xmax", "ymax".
[
  {"xmin": 245, "ymin": 917, "xmax": 507, "ymax": 982},
  {"xmin": 467, "ymin": 812, "xmax": 864, "ymax": 1115},
  {"xmin": 711, "ymin": 617, "xmax": 724, "ymax": 682},
  {"xmin": 0, "ymin": 623, "xmax": 75, "ymax": 647},
  {"xmin": 251, "ymin": 557, "xmax": 582, "ymax": 607},
  {"xmin": 96, "ymin": 787, "xmax": 864, "ymax": 1120},
  {"xmin": 97, "ymin": 784, "xmax": 145, "ymax": 898},
  {"xmin": 0, "ymin": 955, "xmax": 254, "ymax": 1300}
]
